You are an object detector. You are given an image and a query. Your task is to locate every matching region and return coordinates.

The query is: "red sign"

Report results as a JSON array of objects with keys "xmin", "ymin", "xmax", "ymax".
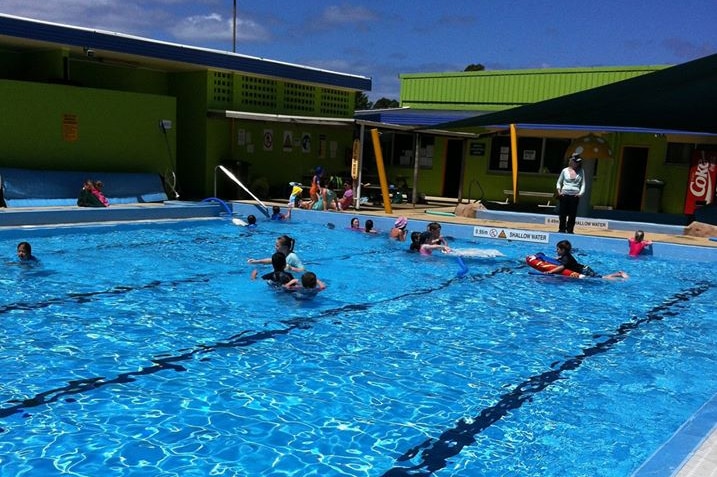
[{"xmin": 684, "ymin": 150, "xmax": 717, "ymax": 215}]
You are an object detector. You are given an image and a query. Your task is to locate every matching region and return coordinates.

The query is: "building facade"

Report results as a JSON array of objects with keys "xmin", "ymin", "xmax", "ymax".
[{"xmin": 0, "ymin": 14, "xmax": 370, "ymax": 200}]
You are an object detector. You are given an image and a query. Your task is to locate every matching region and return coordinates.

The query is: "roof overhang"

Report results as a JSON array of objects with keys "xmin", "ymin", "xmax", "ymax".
[
  {"xmin": 470, "ymin": 123, "xmax": 717, "ymax": 143},
  {"xmin": 354, "ymin": 119, "xmax": 479, "ymax": 138},
  {"xmin": 210, "ymin": 110, "xmax": 481, "ymax": 138},
  {"xmin": 0, "ymin": 14, "xmax": 371, "ymax": 91},
  {"xmin": 213, "ymin": 110, "xmax": 356, "ymax": 127}
]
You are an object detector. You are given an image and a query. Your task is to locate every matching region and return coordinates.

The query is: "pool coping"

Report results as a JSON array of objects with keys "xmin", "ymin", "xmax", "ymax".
[{"xmin": 632, "ymin": 392, "xmax": 717, "ymax": 477}]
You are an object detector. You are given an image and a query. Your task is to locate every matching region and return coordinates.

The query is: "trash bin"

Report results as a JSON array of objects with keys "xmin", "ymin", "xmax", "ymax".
[{"xmin": 644, "ymin": 179, "xmax": 665, "ymax": 213}]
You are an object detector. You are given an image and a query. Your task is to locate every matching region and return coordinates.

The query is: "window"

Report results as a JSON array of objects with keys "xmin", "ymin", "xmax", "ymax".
[
  {"xmin": 665, "ymin": 143, "xmax": 694, "ymax": 164},
  {"xmin": 489, "ymin": 136, "xmax": 571, "ymax": 174},
  {"xmin": 378, "ymin": 133, "xmax": 434, "ymax": 169}
]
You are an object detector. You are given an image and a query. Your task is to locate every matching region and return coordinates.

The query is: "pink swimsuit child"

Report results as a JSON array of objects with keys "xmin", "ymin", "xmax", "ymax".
[{"xmin": 628, "ymin": 238, "xmax": 650, "ymax": 256}]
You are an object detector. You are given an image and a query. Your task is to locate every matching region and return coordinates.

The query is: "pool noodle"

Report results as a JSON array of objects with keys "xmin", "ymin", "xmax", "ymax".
[{"xmin": 456, "ymin": 257, "xmax": 469, "ymax": 277}]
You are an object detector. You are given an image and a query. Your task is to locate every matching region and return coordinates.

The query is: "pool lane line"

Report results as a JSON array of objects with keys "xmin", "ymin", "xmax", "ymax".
[
  {"xmin": 0, "ymin": 274, "xmax": 212, "ymax": 315},
  {"xmin": 380, "ymin": 281, "xmax": 713, "ymax": 477},
  {"xmin": 0, "ymin": 262, "xmax": 521, "ymax": 427}
]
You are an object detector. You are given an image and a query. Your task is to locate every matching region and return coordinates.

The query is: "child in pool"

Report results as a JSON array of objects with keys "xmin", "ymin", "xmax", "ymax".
[
  {"xmin": 550, "ymin": 240, "xmax": 628, "ymax": 279},
  {"xmin": 364, "ymin": 219, "xmax": 378, "ymax": 234},
  {"xmin": 418, "ymin": 222, "xmax": 451, "ymax": 255},
  {"xmin": 409, "ymin": 231, "xmax": 422, "ymax": 252},
  {"xmin": 16, "ymin": 242, "xmax": 38, "ymax": 263},
  {"xmin": 247, "ymin": 235, "xmax": 304, "ymax": 272},
  {"xmin": 252, "ymin": 252, "xmax": 293, "ymax": 286},
  {"xmin": 271, "ymin": 205, "xmax": 290, "ymax": 221},
  {"xmin": 628, "ymin": 230, "xmax": 653, "ymax": 256},
  {"xmin": 284, "ymin": 271, "xmax": 326, "ymax": 292},
  {"xmin": 390, "ymin": 216, "xmax": 408, "ymax": 241}
]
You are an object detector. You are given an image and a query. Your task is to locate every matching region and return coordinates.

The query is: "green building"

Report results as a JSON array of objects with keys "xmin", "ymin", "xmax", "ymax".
[
  {"xmin": 0, "ymin": 14, "xmax": 370, "ymax": 201},
  {"xmin": 360, "ymin": 61, "xmax": 717, "ymax": 221}
]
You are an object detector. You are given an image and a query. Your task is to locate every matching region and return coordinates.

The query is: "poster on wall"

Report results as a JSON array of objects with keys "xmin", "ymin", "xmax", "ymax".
[
  {"xmin": 283, "ymin": 131, "xmax": 293, "ymax": 152},
  {"xmin": 62, "ymin": 114, "xmax": 78, "ymax": 142},
  {"xmin": 684, "ymin": 150, "xmax": 717, "ymax": 215},
  {"xmin": 330, "ymin": 140, "xmax": 337, "ymax": 159},
  {"xmin": 263, "ymin": 129, "xmax": 273, "ymax": 151},
  {"xmin": 319, "ymin": 134, "xmax": 327, "ymax": 158},
  {"xmin": 301, "ymin": 133, "xmax": 311, "ymax": 153}
]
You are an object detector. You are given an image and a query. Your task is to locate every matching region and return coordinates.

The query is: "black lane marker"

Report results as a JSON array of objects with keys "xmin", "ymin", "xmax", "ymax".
[
  {"xmin": 0, "ymin": 275, "xmax": 212, "ymax": 315},
  {"xmin": 0, "ymin": 264, "xmax": 519, "ymax": 427},
  {"xmin": 380, "ymin": 282, "xmax": 712, "ymax": 477}
]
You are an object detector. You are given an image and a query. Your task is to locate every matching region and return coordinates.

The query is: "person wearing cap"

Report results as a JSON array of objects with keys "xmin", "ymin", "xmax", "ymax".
[
  {"xmin": 390, "ymin": 216, "xmax": 408, "ymax": 241},
  {"xmin": 288, "ymin": 182, "xmax": 304, "ymax": 208},
  {"xmin": 555, "ymin": 153, "xmax": 585, "ymax": 234}
]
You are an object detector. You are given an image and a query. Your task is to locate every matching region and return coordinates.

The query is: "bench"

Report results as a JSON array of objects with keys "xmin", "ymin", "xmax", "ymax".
[
  {"xmin": 502, "ymin": 189, "xmax": 555, "ymax": 208},
  {"xmin": 0, "ymin": 167, "xmax": 168, "ymax": 207}
]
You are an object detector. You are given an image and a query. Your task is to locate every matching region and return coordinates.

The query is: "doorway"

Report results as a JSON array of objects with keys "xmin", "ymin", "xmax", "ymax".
[
  {"xmin": 443, "ymin": 140, "xmax": 464, "ymax": 197},
  {"xmin": 616, "ymin": 146, "xmax": 648, "ymax": 211}
]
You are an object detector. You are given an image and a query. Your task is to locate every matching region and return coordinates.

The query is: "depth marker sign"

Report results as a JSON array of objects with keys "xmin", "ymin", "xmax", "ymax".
[{"xmin": 473, "ymin": 226, "xmax": 549, "ymax": 243}]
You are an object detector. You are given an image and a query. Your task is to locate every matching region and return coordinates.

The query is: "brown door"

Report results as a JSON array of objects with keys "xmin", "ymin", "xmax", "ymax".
[
  {"xmin": 617, "ymin": 147, "xmax": 648, "ymax": 211},
  {"xmin": 443, "ymin": 140, "xmax": 463, "ymax": 197}
]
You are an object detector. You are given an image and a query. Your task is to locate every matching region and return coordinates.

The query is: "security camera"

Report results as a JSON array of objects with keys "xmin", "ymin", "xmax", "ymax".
[{"xmin": 83, "ymin": 47, "xmax": 95, "ymax": 58}]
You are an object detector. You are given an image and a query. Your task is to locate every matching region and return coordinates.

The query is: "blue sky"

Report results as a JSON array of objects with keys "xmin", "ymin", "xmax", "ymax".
[{"xmin": 2, "ymin": 1, "xmax": 715, "ymax": 101}]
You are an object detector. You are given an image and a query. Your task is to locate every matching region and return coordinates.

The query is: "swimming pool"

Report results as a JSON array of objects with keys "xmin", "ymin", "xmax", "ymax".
[{"xmin": 1, "ymin": 215, "xmax": 715, "ymax": 476}]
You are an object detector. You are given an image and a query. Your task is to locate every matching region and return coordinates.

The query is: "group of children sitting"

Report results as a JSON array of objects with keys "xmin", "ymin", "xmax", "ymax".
[{"xmin": 77, "ymin": 179, "xmax": 109, "ymax": 207}]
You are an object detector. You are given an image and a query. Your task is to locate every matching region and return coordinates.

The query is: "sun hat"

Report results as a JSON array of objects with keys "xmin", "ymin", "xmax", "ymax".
[{"xmin": 394, "ymin": 216, "xmax": 408, "ymax": 229}]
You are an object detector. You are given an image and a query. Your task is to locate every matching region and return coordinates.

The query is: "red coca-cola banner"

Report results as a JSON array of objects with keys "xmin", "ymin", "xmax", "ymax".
[{"xmin": 684, "ymin": 150, "xmax": 717, "ymax": 215}]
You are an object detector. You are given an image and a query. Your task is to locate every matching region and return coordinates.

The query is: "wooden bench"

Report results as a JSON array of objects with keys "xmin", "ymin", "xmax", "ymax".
[{"xmin": 502, "ymin": 189, "xmax": 555, "ymax": 208}]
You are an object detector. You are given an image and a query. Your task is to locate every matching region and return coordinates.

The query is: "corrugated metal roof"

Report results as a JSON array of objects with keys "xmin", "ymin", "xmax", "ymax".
[
  {"xmin": 432, "ymin": 53, "xmax": 717, "ymax": 135},
  {"xmin": 0, "ymin": 14, "xmax": 371, "ymax": 91},
  {"xmin": 400, "ymin": 66, "xmax": 667, "ymax": 110}
]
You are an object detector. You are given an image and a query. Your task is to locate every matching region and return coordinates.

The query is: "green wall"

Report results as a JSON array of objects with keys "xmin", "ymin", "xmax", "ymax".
[
  {"xmin": 382, "ymin": 132, "xmax": 695, "ymax": 215},
  {"xmin": 0, "ymin": 79, "xmax": 176, "ymax": 173},
  {"xmin": 220, "ymin": 120, "xmax": 354, "ymax": 199}
]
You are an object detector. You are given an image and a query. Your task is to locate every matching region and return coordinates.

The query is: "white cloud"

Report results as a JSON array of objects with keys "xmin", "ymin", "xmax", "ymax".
[
  {"xmin": 320, "ymin": 4, "xmax": 376, "ymax": 24},
  {"xmin": 169, "ymin": 12, "xmax": 270, "ymax": 43}
]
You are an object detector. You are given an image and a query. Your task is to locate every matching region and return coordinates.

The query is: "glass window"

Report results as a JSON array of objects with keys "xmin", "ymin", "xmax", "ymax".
[
  {"xmin": 665, "ymin": 143, "xmax": 717, "ymax": 164},
  {"xmin": 665, "ymin": 143, "xmax": 693, "ymax": 164},
  {"xmin": 489, "ymin": 136, "xmax": 570, "ymax": 174}
]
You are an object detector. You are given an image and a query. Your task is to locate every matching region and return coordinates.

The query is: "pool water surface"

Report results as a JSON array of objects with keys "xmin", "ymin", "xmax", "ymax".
[{"xmin": 0, "ymin": 218, "xmax": 715, "ymax": 476}]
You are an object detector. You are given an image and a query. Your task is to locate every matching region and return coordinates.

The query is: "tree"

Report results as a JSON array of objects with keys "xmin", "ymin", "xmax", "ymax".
[
  {"xmin": 372, "ymin": 97, "xmax": 399, "ymax": 109},
  {"xmin": 355, "ymin": 92, "xmax": 373, "ymax": 110},
  {"xmin": 464, "ymin": 63, "xmax": 486, "ymax": 72}
]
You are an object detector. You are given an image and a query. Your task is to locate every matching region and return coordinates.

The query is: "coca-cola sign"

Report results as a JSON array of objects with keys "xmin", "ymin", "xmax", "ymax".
[{"xmin": 684, "ymin": 150, "xmax": 717, "ymax": 215}]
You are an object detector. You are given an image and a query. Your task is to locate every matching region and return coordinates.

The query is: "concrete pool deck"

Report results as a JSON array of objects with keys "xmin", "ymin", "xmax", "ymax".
[{"xmin": 1, "ymin": 199, "xmax": 715, "ymax": 476}]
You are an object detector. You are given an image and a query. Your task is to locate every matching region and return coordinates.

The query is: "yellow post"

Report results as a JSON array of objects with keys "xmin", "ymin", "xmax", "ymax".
[
  {"xmin": 510, "ymin": 123, "xmax": 519, "ymax": 204},
  {"xmin": 370, "ymin": 128, "xmax": 393, "ymax": 214}
]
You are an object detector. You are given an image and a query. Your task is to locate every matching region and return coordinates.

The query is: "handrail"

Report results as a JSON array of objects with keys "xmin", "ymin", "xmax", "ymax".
[
  {"xmin": 201, "ymin": 197, "xmax": 232, "ymax": 215},
  {"xmin": 214, "ymin": 165, "xmax": 269, "ymax": 217}
]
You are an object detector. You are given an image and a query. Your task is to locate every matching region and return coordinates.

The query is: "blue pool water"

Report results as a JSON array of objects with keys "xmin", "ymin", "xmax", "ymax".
[{"xmin": 1, "ymin": 217, "xmax": 715, "ymax": 476}]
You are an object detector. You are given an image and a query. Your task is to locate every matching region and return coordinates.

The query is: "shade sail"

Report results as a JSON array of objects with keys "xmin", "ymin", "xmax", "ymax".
[{"xmin": 434, "ymin": 53, "xmax": 717, "ymax": 135}]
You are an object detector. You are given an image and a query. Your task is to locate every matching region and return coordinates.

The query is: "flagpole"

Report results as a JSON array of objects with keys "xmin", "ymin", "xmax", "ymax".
[{"xmin": 232, "ymin": 0, "xmax": 237, "ymax": 52}]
